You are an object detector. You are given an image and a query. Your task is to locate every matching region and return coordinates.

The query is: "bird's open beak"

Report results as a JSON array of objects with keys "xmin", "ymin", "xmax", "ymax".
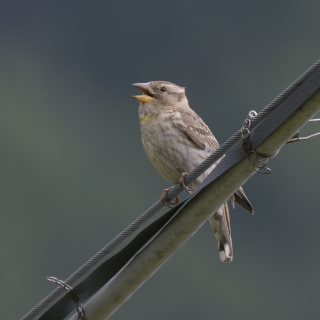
[{"xmin": 132, "ymin": 82, "xmax": 155, "ymax": 103}]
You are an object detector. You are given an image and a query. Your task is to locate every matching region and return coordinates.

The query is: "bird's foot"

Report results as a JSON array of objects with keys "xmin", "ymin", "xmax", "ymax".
[
  {"xmin": 179, "ymin": 172, "xmax": 192, "ymax": 193},
  {"xmin": 161, "ymin": 187, "xmax": 180, "ymax": 208}
]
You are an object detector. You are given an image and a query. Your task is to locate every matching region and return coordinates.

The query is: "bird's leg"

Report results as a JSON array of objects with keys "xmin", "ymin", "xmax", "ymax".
[
  {"xmin": 179, "ymin": 172, "xmax": 192, "ymax": 193},
  {"xmin": 161, "ymin": 187, "xmax": 180, "ymax": 208}
]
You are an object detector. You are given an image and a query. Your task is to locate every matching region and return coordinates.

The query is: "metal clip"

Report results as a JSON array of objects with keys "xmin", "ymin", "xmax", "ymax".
[
  {"xmin": 247, "ymin": 150, "xmax": 271, "ymax": 174},
  {"xmin": 241, "ymin": 110, "xmax": 271, "ymax": 174},
  {"xmin": 241, "ymin": 110, "xmax": 257, "ymax": 139},
  {"xmin": 47, "ymin": 276, "xmax": 84, "ymax": 319}
]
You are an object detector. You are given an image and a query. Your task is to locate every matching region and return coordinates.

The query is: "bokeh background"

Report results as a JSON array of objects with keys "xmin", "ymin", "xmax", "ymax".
[{"xmin": 1, "ymin": 1, "xmax": 320, "ymax": 319}]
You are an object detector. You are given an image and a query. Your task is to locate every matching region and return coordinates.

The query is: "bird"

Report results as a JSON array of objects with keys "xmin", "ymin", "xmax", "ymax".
[{"xmin": 132, "ymin": 81, "xmax": 254, "ymax": 262}]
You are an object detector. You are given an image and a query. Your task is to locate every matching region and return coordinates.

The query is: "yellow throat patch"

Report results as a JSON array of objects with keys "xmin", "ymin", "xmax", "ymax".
[{"xmin": 139, "ymin": 114, "xmax": 154, "ymax": 123}]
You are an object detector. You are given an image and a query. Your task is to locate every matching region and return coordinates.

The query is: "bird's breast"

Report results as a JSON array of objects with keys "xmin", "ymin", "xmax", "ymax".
[{"xmin": 140, "ymin": 114, "xmax": 211, "ymax": 185}]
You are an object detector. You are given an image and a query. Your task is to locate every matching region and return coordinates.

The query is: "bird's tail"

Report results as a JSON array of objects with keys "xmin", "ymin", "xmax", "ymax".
[{"xmin": 209, "ymin": 202, "xmax": 233, "ymax": 263}]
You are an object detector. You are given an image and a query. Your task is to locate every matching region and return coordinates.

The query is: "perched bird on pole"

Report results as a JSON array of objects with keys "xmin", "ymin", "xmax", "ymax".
[{"xmin": 133, "ymin": 81, "xmax": 253, "ymax": 262}]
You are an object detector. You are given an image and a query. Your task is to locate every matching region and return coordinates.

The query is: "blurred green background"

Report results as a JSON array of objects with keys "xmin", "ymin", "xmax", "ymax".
[{"xmin": 1, "ymin": 1, "xmax": 320, "ymax": 319}]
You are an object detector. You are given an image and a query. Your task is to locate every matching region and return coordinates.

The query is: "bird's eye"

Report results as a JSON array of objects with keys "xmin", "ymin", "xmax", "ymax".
[{"xmin": 160, "ymin": 87, "xmax": 166, "ymax": 92}]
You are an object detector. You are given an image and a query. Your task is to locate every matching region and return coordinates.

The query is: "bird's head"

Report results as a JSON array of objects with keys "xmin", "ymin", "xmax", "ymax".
[{"xmin": 132, "ymin": 81, "xmax": 188, "ymax": 110}]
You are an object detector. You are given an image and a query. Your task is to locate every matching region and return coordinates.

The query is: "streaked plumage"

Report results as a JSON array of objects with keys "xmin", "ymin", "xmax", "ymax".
[{"xmin": 133, "ymin": 81, "xmax": 253, "ymax": 262}]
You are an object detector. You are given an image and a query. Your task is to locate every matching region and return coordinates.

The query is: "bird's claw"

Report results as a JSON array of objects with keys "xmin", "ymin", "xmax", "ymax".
[
  {"xmin": 179, "ymin": 172, "xmax": 192, "ymax": 193},
  {"xmin": 161, "ymin": 187, "xmax": 180, "ymax": 208}
]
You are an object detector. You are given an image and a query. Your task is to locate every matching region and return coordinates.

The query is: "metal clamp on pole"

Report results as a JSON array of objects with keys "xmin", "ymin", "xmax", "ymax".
[
  {"xmin": 46, "ymin": 277, "xmax": 84, "ymax": 320},
  {"xmin": 241, "ymin": 110, "xmax": 271, "ymax": 174}
]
